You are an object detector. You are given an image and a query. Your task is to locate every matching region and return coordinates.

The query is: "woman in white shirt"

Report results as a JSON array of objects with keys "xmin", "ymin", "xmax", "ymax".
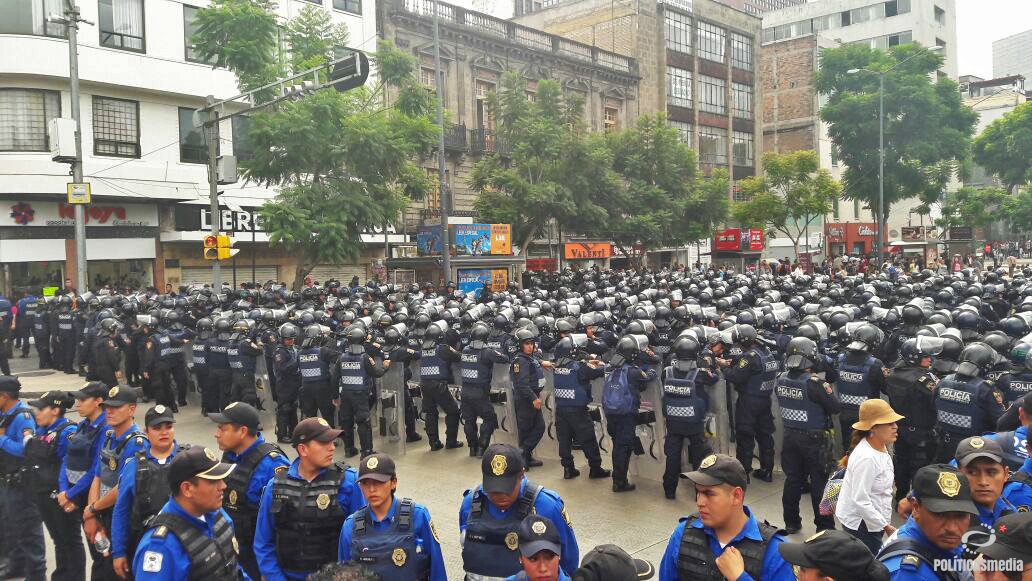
[{"xmin": 836, "ymin": 399, "xmax": 904, "ymax": 555}]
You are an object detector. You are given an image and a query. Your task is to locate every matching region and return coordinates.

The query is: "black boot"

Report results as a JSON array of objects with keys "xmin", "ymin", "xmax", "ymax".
[
  {"xmin": 429, "ymin": 441, "xmax": 444, "ymax": 451},
  {"xmin": 406, "ymin": 432, "xmax": 423, "ymax": 443},
  {"xmin": 564, "ymin": 467, "xmax": 580, "ymax": 480},
  {"xmin": 612, "ymin": 481, "xmax": 637, "ymax": 493},
  {"xmin": 752, "ymin": 469, "xmax": 773, "ymax": 483},
  {"xmin": 525, "ymin": 456, "xmax": 543, "ymax": 468},
  {"xmin": 588, "ymin": 466, "xmax": 611, "ymax": 479},
  {"xmin": 345, "ymin": 447, "xmax": 360, "ymax": 458},
  {"xmin": 469, "ymin": 445, "xmax": 479, "ymax": 458},
  {"xmin": 446, "ymin": 440, "xmax": 464, "ymax": 449}
]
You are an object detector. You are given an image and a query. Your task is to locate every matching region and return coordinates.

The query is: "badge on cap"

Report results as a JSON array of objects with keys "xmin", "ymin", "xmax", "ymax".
[
  {"xmin": 204, "ymin": 448, "xmax": 217, "ymax": 462},
  {"xmin": 316, "ymin": 493, "xmax": 331, "ymax": 510},
  {"xmin": 228, "ymin": 490, "xmax": 238, "ymax": 506},
  {"xmin": 392, "ymin": 547, "xmax": 407, "ymax": 567},
  {"xmin": 532, "ymin": 520, "xmax": 547, "ymax": 535},
  {"xmin": 491, "ymin": 454, "xmax": 508, "ymax": 476},
  {"xmin": 226, "ymin": 402, "xmax": 239, "ymax": 410},
  {"xmin": 154, "ymin": 405, "xmax": 166, "ymax": 414},
  {"xmin": 109, "ymin": 458, "xmax": 118, "ymax": 470},
  {"xmin": 938, "ymin": 471, "xmax": 961, "ymax": 497},
  {"xmin": 700, "ymin": 455, "xmax": 717, "ymax": 469},
  {"xmin": 505, "ymin": 531, "xmax": 519, "ymax": 551},
  {"xmin": 109, "ymin": 387, "xmax": 119, "ymax": 398},
  {"xmin": 367, "ymin": 456, "xmax": 379, "ymax": 470},
  {"xmin": 970, "ymin": 437, "xmax": 984, "ymax": 449},
  {"xmin": 316, "ymin": 417, "xmax": 329, "ymax": 427}
]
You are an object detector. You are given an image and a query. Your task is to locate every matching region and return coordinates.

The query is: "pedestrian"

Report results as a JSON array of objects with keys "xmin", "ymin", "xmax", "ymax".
[
  {"xmin": 0, "ymin": 376, "xmax": 47, "ymax": 581},
  {"xmin": 777, "ymin": 529, "xmax": 890, "ymax": 581},
  {"xmin": 131, "ymin": 446, "xmax": 243, "ymax": 579},
  {"xmin": 511, "ymin": 328, "xmax": 553, "ymax": 467},
  {"xmin": 835, "ymin": 399, "xmax": 903, "ymax": 555},
  {"xmin": 337, "ymin": 452, "xmax": 446, "ymax": 580}
]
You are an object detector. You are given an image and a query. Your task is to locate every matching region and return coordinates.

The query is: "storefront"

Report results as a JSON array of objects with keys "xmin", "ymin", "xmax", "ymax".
[{"xmin": 824, "ymin": 223, "xmax": 877, "ymax": 258}]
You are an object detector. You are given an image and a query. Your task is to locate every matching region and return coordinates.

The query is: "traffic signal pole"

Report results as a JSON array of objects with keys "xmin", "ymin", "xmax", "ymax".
[{"xmin": 207, "ymin": 102, "xmax": 221, "ymax": 290}]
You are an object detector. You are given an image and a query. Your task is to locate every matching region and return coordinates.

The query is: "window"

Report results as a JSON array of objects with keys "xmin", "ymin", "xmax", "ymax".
[
  {"xmin": 183, "ymin": 6, "xmax": 215, "ymax": 64},
  {"xmin": 732, "ymin": 182, "xmax": 749, "ymax": 202},
  {"xmin": 841, "ymin": 10, "xmax": 851, "ymax": 26},
  {"xmin": 665, "ymin": 11, "xmax": 692, "ymax": 54},
  {"xmin": 0, "ymin": 0, "xmax": 67, "ymax": 37},
  {"xmin": 762, "ymin": 27, "xmax": 774, "ymax": 43},
  {"xmin": 666, "ymin": 66, "xmax": 693, "ymax": 108},
  {"xmin": 474, "ymin": 80, "xmax": 495, "ymax": 130},
  {"xmin": 698, "ymin": 126, "xmax": 727, "ymax": 165},
  {"xmin": 668, "ymin": 120, "xmax": 693, "ymax": 144},
  {"xmin": 887, "ymin": 31, "xmax": 912, "ymax": 47},
  {"xmin": 179, "ymin": 106, "xmax": 209, "ymax": 164},
  {"xmin": 934, "ymin": 5, "xmax": 946, "ymax": 25},
  {"xmin": 732, "ymin": 130, "xmax": 753, "ymax": 166},
  {"xmin": 232, "ymin": 116, "xmax": 254, "ymax": 162},
  {"xmin": 99, "ymin": 0, "xmax": 145, "ymax": 52},
  {"xmin": 420, "ymin": 67, "xmax": 445, "ymax": 100},
  {"xmin": 525, "ymin": 90, "xmax": 537, "ymax": 102},
  {"xmin": 698, "ymin": 75, "xmax": 726, "ymax": 115},
  {"xmin": 731, "ymin": 82, "xmax": 752, "ymax": 119},
  {"xmin": 936, "ymin": 37, "xmax": 946, "ymax": 50},
  {"xmin": 831, "ymin": 145, "xmax": 840, "ymax": 167},
  {"xmin": 92, "ymin": 96, "xmax": 139, "ymax": 158},
  {"xmin": 604, "ymin": 107, "xmax": 619, "ymax": 132},
  {"xmin": 730, "ymin": 33, "xmax": 752, "ymax": 70},
  {"xmin": 697, "ymin": 21, "xmax": 725, "ymax": 63},
  {"xmin": 333, "ymin": 0, "xmax": 361, "ymax": 13},
  {"xmin": 0, "ymin": 89, "xmax": 61, "ymax": 151}
]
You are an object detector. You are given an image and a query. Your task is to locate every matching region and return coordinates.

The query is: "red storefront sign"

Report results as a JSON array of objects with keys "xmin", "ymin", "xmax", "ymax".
[
  {"xmin": 714, "ymin": 228, "xmax": 741, "ymax": 251},
  {"xmin": 526, "ymin": 258, "xmax": 558, "ymax": 271},
  {"xmin": 825, "ymin": 223, "xmax": 877, "ymax": 254},
  {"xmin": 748, "ymin": 228, "xmax": 764, "ymax": 251}
]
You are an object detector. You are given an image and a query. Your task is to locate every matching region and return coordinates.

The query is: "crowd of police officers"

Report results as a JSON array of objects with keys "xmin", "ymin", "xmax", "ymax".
[{"xmin": 2, "ymin": 263, "xmax": 1032, "ymax": 580}]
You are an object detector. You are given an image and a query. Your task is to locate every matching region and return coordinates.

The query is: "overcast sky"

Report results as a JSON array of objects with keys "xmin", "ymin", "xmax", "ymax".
[{"xmin": 956, "ymin": 0, "xmax": 1032, "ymax": 78}]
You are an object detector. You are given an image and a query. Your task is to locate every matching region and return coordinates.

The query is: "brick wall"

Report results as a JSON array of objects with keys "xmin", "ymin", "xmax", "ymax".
[{"xmin": 760, "ymin": 34, "xmax": 818, "ymax": 154}]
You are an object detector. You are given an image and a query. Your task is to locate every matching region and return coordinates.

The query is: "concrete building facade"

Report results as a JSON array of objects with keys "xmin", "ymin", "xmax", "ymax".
[
  {"xmin": 960, "ymin": 74, "xmax": 1027, "ymax": 190},
  {"xmin": 993, "ymin": 29, "xmax": 1032, "ymax": 86}
]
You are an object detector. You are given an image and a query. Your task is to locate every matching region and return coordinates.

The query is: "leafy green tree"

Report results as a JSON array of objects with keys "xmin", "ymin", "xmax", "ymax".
[
  {"xmin": 284, "ymin": 5, "xmax": 350, "ymax": 71},
  {"xmin": 193, "ymin": 0, "xmax": 281, "ymax": 96},
  {"xmin": 1001, "ymin": 187, "xmax": 1032, "ymax": 235},
  {"xmin": 814, "ymin": 43, "xmax": 977, "ymax": 238},
  {"xmin": 731, "ymin": 151, "xmax": 840, "ymax": 258},
  {"xmin": 937, "ymin": 186, "xmax": 1008, "ymax": 231},
  {"xmin": 973, "ymin": 101, "xmax": 1032, "ymax": 192}
]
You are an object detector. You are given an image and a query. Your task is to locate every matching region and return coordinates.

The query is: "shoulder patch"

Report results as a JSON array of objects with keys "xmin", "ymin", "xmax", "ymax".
[
  {"xmin": 429, "ymin": 519, "xmax": 441, "ymax": 543},
  {"xmin": 739, "ymin": 358, "xmax": 749, "ymax": 368},
  {"xmin": 142, "ymin": 551, "xmax": 163, "ymax": 572},
  {"xmin": 274, "ymin": 465, "xmax": 288, "ymax": 474},
  {"xmin": 994, "ymin": 391, "xmax": 1004, "ymax": 405},
  {"xmin": 561, "ymin": 505, "xmax": 572, "ymax": 527},
  {"xmin": 135, "ymin": 436, "xmax": 145, "ymax": 446},
  {"xmin": 269, "ymin": 451, "xmax": 280, "ymax": 458},
  {"xmin": 512, "ymin": 362, "xmax": 520, "ymax": 374},
  {"xmin": 900, "ymin": 554, "xmax": 921, "ymax": 570},
  {"xmin": 153, "ymin": 525, "xmax": 168, "ymax": 538}
]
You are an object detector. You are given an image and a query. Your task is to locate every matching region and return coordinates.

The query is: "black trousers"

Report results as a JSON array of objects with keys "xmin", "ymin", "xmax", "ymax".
[
  {"xmin": 300, "ymin": 380, "xmax": 337, "ymax": 427},
  {"xmin": 58, "ymin": 334, "xmax": 77, "ymax": 372},
  {"xmin": 663, "ymin": 427, "xmax": 712, "ymax": 495},
  {"xmin": 781, "ymin": 428, "xmax": 835, "ymax": 531},
  {"xmin": 171, "ymin": 361, "xmax": 192, "ymax": 403},
  {"xmin": 210, "ymin": 368, "xmax": 233, "ymax": 411},
  {"xmin": 605, "ymin": 414, "xmax": 637, "ymax": 485},
  {"xmin": 460, "ymin": 387, "xmax": 497, "ymax": 451},
  {"xmin": 88, "ymin": 509, "xmax": 117, "ymax": 581},
  {"xmin": 149, "ymin": 364, "xmax": 175, "ymax": 408},
  {"xmin": 0, "ymin": 484, "xmax": 46, "ymax": 581},
  {"xmin": 195, "ymin": 368, "xmax": 218, "ymax": 414},
  {"xmin": 838, "ymin": 408, "xmax": 860, "ymax": 452},
  {"xmin": 515, "ymin": 398, "xmax": 545, "ymax": 458},
  {"xmin": 936, "ymin": 430, "xmax": 965, "ymax": 464},
  {"xmin": 844, "ymin": 521, "xmax": 884, "ymax": 556},
  {"xmin": 734, "ymin": 395, "xmax": 775, "ymax": 473},
  {"xmin": 339, "ymin": 389, "xmax": 374, "ymax": 453},
  {"xmin": 893, "ymin": 429, "xmax": 937, "ymax": 504},
  {"xmin": 555, "ymin": 406, "xmax": 602, "ymax": 470},
  {"xmin": 33, "ymin": 492, "xmax": 86, "ymax": 581},
  {"xmin": 34, "ymin": 334, "xmax": 51, "ymax": 368},
  {"xmin": 232, "ymin": 370, "xmax": 260, "ymax": 408},
  {"xmin": 421, "ymin": 382, "xmax": 460, "ymax": 445},
  {"xmin": 275, "ymin": 385, "xmax": 299, "ymax": 441}
]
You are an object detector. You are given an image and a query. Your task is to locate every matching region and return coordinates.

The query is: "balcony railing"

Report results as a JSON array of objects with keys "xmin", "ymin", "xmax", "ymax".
[
  {"xmin": 443, "ymin": 123, "xmax": 467, "ymax": 150},
  {"xmin": 470, "ymin": 128, "xmax": 511, "ymax": 155}
]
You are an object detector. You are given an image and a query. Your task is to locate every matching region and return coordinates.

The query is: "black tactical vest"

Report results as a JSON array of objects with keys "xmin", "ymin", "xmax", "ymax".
[
  {"xmin": 131, "ymin": 445, "xmax": 188, "ymax": 545},
  {"xmin": 676, "ymin": 514, "xmax": 782, "ymax": 581},
  {"xmin": 223, "ymin": 442, "xmax": 284, "ymax": 546},
  {"xmin": 146, "ymin": 510, "xmax": 240, "ymax": 580},
  {"xmin": 270, "ymin": 462, "xmax": 351, "ymax": 573}
]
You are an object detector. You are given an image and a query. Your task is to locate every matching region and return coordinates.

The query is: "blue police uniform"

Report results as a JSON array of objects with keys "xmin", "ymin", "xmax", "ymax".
[
  {"xmin": 603, "ymin": 362, "xmax": 657, "ymax": 488},
  {"xmin": 26, "ymin": 416, "xmax": 84, "ymax": 581},
  {"xmin": 835, "ymin": 352, "xmax": 885, "ymax": 451},
  {"xmin": 222, "ymin": 435, "xmax": 289, "ymax": 581},
  {"xmin": 254, "ymin": 459, "xmax": 365, "ymax": 581},
  {"xmin": 934, "ymin": 373, "xmax": 1006, "ymax": 462},
  {"xmin": 459, "ymin": 476, "xmax": 579, "ymax": 578},
  {"xmin": 505, "ymin": 572, "xmax": 572, "ymax": 581},
  {"xmin": 724, "ymin": 346, "xmax": 780, "ymax": 476},
  {"xmin": 661, "ymin": 365, "xmax": 718, "ymax": 497},
  {"xmin": 658, "ymin": 506, "xmax": 792, "ymax": 581},
  {"xmin": 111, "ymin": 443, "xmax": 184, "ymax": 561},
  {"xmin": 132, "ymin": 498, "xmax": 250, "ymax": 580},
  {"xmin": 60, "ymin": 411, "xmax": 109, "ymax": 504},
  {"xmin": 998, "ymin": 369, "xmax": 1032, "ymax": 406},
  {"xmin": 93, "ymin": 424, "xmax": 147, "ymax": 502},
  {"xmin": 986, "ymin": 426, "xmax": 1029, "ymax": 471},
  {"xmin": 552, "ymin": 359, "xmax": 605, "ymax": 472},
  {"xmin": 1002, "ymin": 458, "xmax": 1032, "ymax": 511},
  {"xmin": 338, "ymin": 496, "xmax": 446, "ymax": 581},
  {"xmin": 879, "ymin": 517, "xmax": 966, "ymax": 581},
  {"xmin": 460, "ymin": 345, "xmax": 511, "ymax": 453},
  {"xmin": 511, "ymin": 352, "xmax": 546, "ymax": 460},
  {"xmin": 0, "ymin": 400, "xmax": 46, "ymax": 580}
]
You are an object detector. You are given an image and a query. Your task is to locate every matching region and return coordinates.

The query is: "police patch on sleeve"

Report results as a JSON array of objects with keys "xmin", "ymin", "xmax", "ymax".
[
  {"xmin": 429, "ymin": 519, "xmax": 441, "ymax": 543},
  {"xmin": 561, "ymin": 505, "xmax": 572, "ymax": 527},
  {"xmin": 142, "ymin": 551, "xmax": 163, "ymax": 572},
  {"xmin": 738, "ymin": 358, "xmax": 748, "ymax": 368},
  {"xmin": 901, "ymin": 554, "xmax": 921, "ymax": 569}
]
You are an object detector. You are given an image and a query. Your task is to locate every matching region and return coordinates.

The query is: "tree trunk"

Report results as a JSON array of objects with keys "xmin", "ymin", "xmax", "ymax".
[
  {"xmin": 291, "ymin": 255, "xmax": 314, "ymax": 292},
  {"xmin": 518, "ymin": 228, "xmax": 536, "ymax": 257}
]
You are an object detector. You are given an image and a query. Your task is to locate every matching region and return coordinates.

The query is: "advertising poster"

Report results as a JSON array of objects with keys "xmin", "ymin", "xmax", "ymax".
[
  {"xmin": 457, "ymin": 268, "xmax": 509, "ymax": 298},
  {"xmin": 491, "ymin": 224, "xmax": 512, "ymax": 255},
  {"xmin": 453, "ymin": 224, "xmax": 494, "ymax": 255},
  {"xmin": 417, "ymin": 225, "xmax": 444, "ymax": 256},
  {"xmin": 748, "ymin": 228, "xmax": 764, "ymax": 251},
  {"xmin": 714, "ymin": 228, "xmax": 741, "ymax": 252}
]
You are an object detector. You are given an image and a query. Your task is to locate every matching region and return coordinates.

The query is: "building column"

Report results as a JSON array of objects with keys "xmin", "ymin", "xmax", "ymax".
[
  {"xmin": 64, "ymin": 239, "xmax": 78, "ymax": 291},
  {"xmin": 153, "ymin": 239, "xmax": 166, "ymax": 289}
]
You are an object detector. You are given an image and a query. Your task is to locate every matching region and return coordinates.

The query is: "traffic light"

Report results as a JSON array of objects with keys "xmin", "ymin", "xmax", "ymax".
[
  {"xmin": 329, "ymin": 51, "xmax": 369, "ymax": 93},
  {"xmin": 203, "ymin": 234, "xmax": 239, "ymax": 260},
  {"xmin": 203, "ymin": 235, "xmax": 218, "ymax": 260}
]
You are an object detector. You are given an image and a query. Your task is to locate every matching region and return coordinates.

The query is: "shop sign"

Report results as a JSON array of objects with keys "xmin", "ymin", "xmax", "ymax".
[
  {"xmin": 66, "ymin": 182, "xmax": 90, "ymax": 204},
  {"xmin": 175, "ymin": 204, "xmax": 395, "ymax": 236},
  {"xmin": 563, "ymin": 242, "xmax": 613, "ymax": 260},
  {"xmin": 857, "ymin": 226, "xmax": 876, "ymax": 237},
  {"xmin": 949, "ymin": 226, "xmax": 973, "ymax": 241},
  {"xmin": 748, "ymin": 228, "xmax": 764, "ymax": 251},
  {"xmin": 827, "ymin": 226, "xmax": 844, "ymax": 239},
  {"xmin": 5, "ymin": 201, "xmax": 157, "ymax": 227},
  {"xmin": 714, "ymin": 228, "xmax": 741, "ymax": 252},
  {"xmin": 526, "ymin": 258, "xmax": 558, "ymax": 271}
]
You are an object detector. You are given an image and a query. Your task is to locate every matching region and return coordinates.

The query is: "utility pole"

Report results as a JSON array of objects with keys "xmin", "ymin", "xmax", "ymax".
[
  {"xmin": 206, "ymin": 100, "xmax": 222, "ymax": 290},
  {"xmin": 63, "ymin": 0, "xmax": 88, "ymax": 293},
  {"xmin": 433, "ymin": 0, "xmax": 451, "ymax": 286}
]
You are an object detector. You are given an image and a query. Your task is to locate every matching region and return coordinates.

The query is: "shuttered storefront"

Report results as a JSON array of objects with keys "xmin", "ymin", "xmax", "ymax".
[
  {"xmin": 307, "ymin": 264, "xmax": 368, "ymax": 286},
  {"xmin": 180, "ymin": 266, "xmax": 280, "ymax": 287}
]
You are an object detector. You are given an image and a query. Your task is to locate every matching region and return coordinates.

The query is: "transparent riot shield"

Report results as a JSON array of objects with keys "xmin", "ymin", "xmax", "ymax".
[
  {"xmin": 629, "ymin": 374, "xmax": 665, "ymax": 483},
  {"xmin": 707, "ymin": 378, "xmax": 732, "ymax": 456},
  {"xmin": 491, "ymin": 362, "xmax": 518, "ymax": 446},
  {"xmin": 375, "ymin": 362, "xmax": 407, "ymax": 456},
  {"xmin": 538, "ymin": 366, "xmax": 560, "ymax": 461}
]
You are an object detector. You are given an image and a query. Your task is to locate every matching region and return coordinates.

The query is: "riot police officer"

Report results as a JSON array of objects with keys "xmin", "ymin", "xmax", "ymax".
[
  {"xmin": 661, "ymin": 334, "xmax": 719, "ymax": 500},
  {"xmin": 416, "ymin": 322, "xmax": 463, "ymax": 451},
  {"xmin": 94, "ymin": 318, "xmax": 125, "ymax": 388},
  {"xmin": 191, "ymin": 318, "xmax": 216, "ymax": 415},
  {"xmin": 460, "ymin": 323, "xmax": 511, "ymax": 457},
  {"xmin": 207, "ymin": 318, "xmax": 234, "ymax": 412},
  {"xmin": 298, "ymin": 325, "xmax": 340, "ymax": 427},
  {"xmin": 332, "ymin": 326, "xmax": 391, "ymax": 458},
  {"xmin": 834, "ymin": 323, "xmax": 887, "ymax": 451},
  {"xmin": 720, "ymin": 324, "xmax": 779, "ymax": 482},
  {"xmin": 32, "ymin": 299, "xmax": 51, "ymax": 369},
  {"xmin": 998, "ymin": 341, "xmax": 1032, "ymax": 406},
  {"xmin": 210, "ymin": 401, "xmax": 290, "ymax": 581},
  {"xmin": 603, "ymin": 335, "xmax": 658, "ymax": 493},
  {"xmin": 551, "ymin": 335, "xmax": 609, "ymax": 481},
  {"xmin": 934, "ymin": 342, "xmax": 1006, "ymax": 463},
  {"xmin": 54, "ymin": 297, "xmax": 78, "ymax": 374},
  {"xmin": 886, "ymin": 337, "xmax": 942, "ymax": 504},
  {"xmin": 15, "ymin": 291, "xmax": 38, "ymax": 359},
  {"xmin": 511, "ymin": 328, "xmax": 553, "ymax": 468},
  {"xmin": 337, "ymin": 453, "xmax": 447, "ymax": 580},
  {"xmin": 254, "ymin": 417, "xmax": 365, "ymax": 580},
  {"xmin": 0, "ymin": 376, "xmax": 46, "ymax": 581},
  {"xmin": 162, "ymin": 312, "xmax": 194, "ymax": 407},
  {"xmin": 273, "ymin": 322, "xmax": 302, "ymax": 444},
  {"xmin": 775, "ymin": 337, "xmax": 840, "ymax": 534},
  {"xmin": 141, "ymin": 317, "xmax": 177, "ymax": 412},
  {"xmin": 132, "ymin": 446, "xmax": 243, "ymax": 580},
  {"xmin": 227, "ymin": 319, "xmax": 262, "ymax": 408}
]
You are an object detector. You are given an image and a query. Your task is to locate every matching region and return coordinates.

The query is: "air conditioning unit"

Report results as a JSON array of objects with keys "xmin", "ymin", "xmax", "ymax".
[{"xmin": 49, "ymin": 118, "xmax": 77, "ymax": 163}]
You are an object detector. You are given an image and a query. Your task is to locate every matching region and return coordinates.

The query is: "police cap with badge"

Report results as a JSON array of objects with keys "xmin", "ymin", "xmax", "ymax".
[
  {"xmin": 912, "ymin": 463, "xmax": 979, "ymax": 515},
  {"xmin": 357, "ymin": 453, "xmax": 397, "ymax": 483},
  {"xmin": 145, "ymin": 404, "xmax": 176, "ymax": 428},
  {"xmin": 292, "ymin": 416, "xmax": 344, "ymax": 447},
  {"xmin": 778, "ymin": 529, "xmax": 889, "ymax": 581},
  {"xmin": 71, "ymin": 381, "xmax": 108, "ymax": 400},
  {"xmin": 955, "ymin": 435, "xmax": 1004, "ymax": 467},
  {"xmin": 100, "ymin": 385, "xmax": 139, "ymax": 408},
  {"xmin": 680, "ymin": 454, "xmax": 749, "ymax": 490},
  {"xmin": 481, "ymin": 443, "xmax": 525, "ymax": 493},
  {"xmin": 208, "ymin": 401, "xmax": 262, "ymax": 433},
  {"xmin": 167, "ymin": 446, "xmax": 236, "ymax": 491},
  {"xmin": 0, "ymin": 376, "xmax": 21, "ymax": 396}
]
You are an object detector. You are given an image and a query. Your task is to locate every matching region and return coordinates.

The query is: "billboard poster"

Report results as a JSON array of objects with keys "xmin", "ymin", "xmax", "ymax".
[
  {"xmin": 416, "ymin": 225, "xmax": 445, "ymax": 256},
  {"xmin": 457, "ymin": 268, "xmax": 509, "ymax": 298},
  {"xmin": 714, "ymin": 228, "xmax": 741, "ymax": 252},
  {"xmin": 748, "ymin": 228, "xmax": 764, "ymax": 251},
  {"xmin": 564, "ymin": 242, "xmax": 613, "ymax": 260},
  {"xmin": 453, "ymin": 224, "xmax": 494, "ymax": 255},
  {"xmin": 491, "ymin": 224, "xmax": 512, "ymax": 255}
]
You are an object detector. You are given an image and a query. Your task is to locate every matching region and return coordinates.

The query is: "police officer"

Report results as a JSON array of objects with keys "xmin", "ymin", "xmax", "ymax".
[
  {"xmin": 998, "ymin": 341, "xmax": 1032, "ymax": 406},
  {"xmin": 835, "ymin": 323, "xmax": 888, "ymax": 451},
  {"xmin": 952, "ymin": 436, "xmax": 1015, "ymax": 560},
  {"xmin": 887, "ymin": 337, "xmax": 942, "ymax": 504},
  {"xmin": 878, "ymin": 464, "xmax": 977, "ymax": 579},
  {"xmin": 719, "ymin": 325, "xmax": 779, "ymax": 483},
  {"xmin": 661, "ymin": 334, "xmax": 719, "ymax": 500},
  {"xmin": 111, "ymin": 404, "xmax": 185, "ymax": 577},
  {"xmin": 550, "ymin": 335, "xmax": 609, "ymax": 481},
  {"xmin": 416, "ymin": 323, "xmax": 463, "ymax": 451},
  {"xmin": 32, "ymin": 298, "xmax": 51, "ymax": 369},
  {"xmin": 228, "ymin": 320, "xmax": 262, "ymax": 408},
  {"xmin": 272, "ymin": 323, "xmax": 302, "ymax": 444},
  {"xmin": 603, "ymin": 335, "xmax": 659, "ymax": 493},
  {"xmin": 658, "ymin": 453, "xmax": 791, "ymax": 581},
  {"xmin": 55, "ymin": 297, "xmax": 78, "ymax": 374},
  {"xmin": 141, "ymin": 320, "xmax": 178, "ymax": 412},
  {"xmin": 23, "ymin": 391, "xmax": 84, "ymax": 581},
  {"xmin": 511, "ymin": 328, "xmax": 553, "ymax": 468},
  {"xmin": 16, "ymin": 291, "xmax": 38, "ymax": 359},
  {"xmin": 337, "ymin": 453, "xmax": 446, "ymax": 580},
  {"xmin": 935, "ymin": 342, "xmax": 1007, "ymax": 463},
  {"xmin": 254, "ymin": 417, "xmax": 365, "ymax": 580},
  {"xmin": 0, "ymin": 376, "xmax": 46, "ymax": 581},
  {"xmin": 333, "ymin": 326, "xmax": 391, "ymax": 458},
  {"xmin": 504, "ymin": 515, "xmax": 577, "ymax": 581},
  {"xmin": 132, "ymin": 446, "xmax": 243, "ymax": 580},
  {"xmin": 94, "ymin": 318, "xmax": 125, "ymax": 388},
  {"xmin": 459, "ymin": 443, "xmax": 579, "ymax": 579},
  {"xmin": 775, "ymin": 337, "xmax": 841, "ymax": 534},
  {"xmin": 208, "ymin": 318, "xmax": 234, "ymax": 412},
  {"xmin": 298, "ymin": 325, "xmax": 339, "ymax": 427},
  {"xmin": 162, "ymin": 312, "xmax": 194, "ymax": 407},
  {"xmin": 460, "ymin": 323, "xmax": 511, "ymax": 457},
  {"xmin": 192, "ymin": 318, "xmax": 216, "ymax": 415},
  {"xmin": 84, "ymin": 386, "xmax": 146, "ymax": 581},
  {"xmin": 778, "ymin": 530, "xmax": 890, "ymax": 581},
  {"xmin": 210, "ymin": 402, "xmax": 290, "ymax": 581},
  {"xmin": 0, "ymin": 294, "xmax": 15, "ymax": 377}
]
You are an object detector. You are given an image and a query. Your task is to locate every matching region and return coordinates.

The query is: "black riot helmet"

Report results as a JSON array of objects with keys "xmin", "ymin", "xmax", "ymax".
[
  {"xmin": 196, "ymin": 317, "xmax": 213, "ymax": 336},
  {"xmin": 615, "ymin": 335, "xmax": 643, "ymax": 363},
  {"xmin": 981, "ymin": 331, "xmax": 1013, "ymax": 358},
  {"xmin": 556, "ymin": 319, "xmax": 576, "ymax": 335},
  {"xmin": 671, "ymin": 335, "xmax": 700, "ymax": 372},
  {"xmin": 345, "ymin": 325, "xmax": 367, "ymax": 345},
  {"xmin": 214, "ymin": 317, "xmax": 232, "ymax": 335},
  {"xmin": 847, "ymin": 323, "xmax": 884, "ymax": 353},
  {"xmin": 552, "ymin": 335, "xmax": 583, "ymax": 361},
  {"xmin": 956, "ymin": 342, "xmax": 998, "ymax": 378},
  {"xmin": 1000, "ymin": 317, "xmax": 1030, "ymax": 339},
  {"xmin": 736, "ymin": 324, "xmax": 758, "ymax": 345},
  {"xmin": 901, "ymin": 304, "xmax": 925, "ymax": 326},
  {"xmin": 784, "ymin": 336, "xmax": 818, "ymax": 370},
  {"xmin": 514, "ymin": 327, "xmax": 537, "ymax": 346},
  {"xmin": 422, "ymin": 322, "xmax": 444, "ymax": 348},
  {"xmin": 899, "ymin": 336, "xmax": 944, "ymax": 367},
  {"xmin": 470, "ymin": 322, "xmax": 491, "ymax": 346},
  {"xmin": 278, "ymin": 322, "xmax": 300, "ymax": 340}
]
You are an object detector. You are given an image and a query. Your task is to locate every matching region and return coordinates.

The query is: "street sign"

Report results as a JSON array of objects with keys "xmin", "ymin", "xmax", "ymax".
[{"xmin": 66, "ymin": 182, "xmax": 90, "ymax": 204}]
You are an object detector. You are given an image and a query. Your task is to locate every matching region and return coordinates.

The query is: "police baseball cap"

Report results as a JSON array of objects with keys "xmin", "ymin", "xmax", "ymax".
[
  {"xmin": 71, "ymin": 381, "xmax": 108, "ymax": 400},
  {"xmin": 680, "ymin": 454, "xmax": 749, "ymax": 490},
  {"xmin": 0, "ymin": 376, "xmax": 21, "ymax": 395},
  {"xmin": 912, "ymin": 464, "xmax": 978, "ymax": 515},
  {"xmin": 977, "ymin": 512, "xmax": 1032, "ymax": 562},
  {"xmin": 145, "ymin": 404, "xmax": 175, "ymax": 428},
  {"xmin": 517, "ymin": 515, "xmax": 562, "ymax": 559},
  {"xmin": 778, "ymin": 530, "xmax": 890, "ymax": 581},
  {"xmin": 955, "ymin": 436, "xmax": 1004, "ymax": 467},
  {"xmin": 481, "ymin": 443, "xmax": 525, "ymax": 494},
  {"xmin": 167, "ymin": 446, "xmax": 235, "ymax": 491},
  {"xmin": 357, "ymin": 453, "xmax": 396, "ymax": 483},
  {"xmin": 100, "ymin": 385, "xmax": 139, "ymax": 407},
  {"xmin": 208, "ymin": 402, "xmax": 262, "ymax": 433},
  {"xmin": 27, "ymin": 391, "xmax": 74, "ymax": 410},
  {"xmin": 292, "ymin": 417, "xmax": 343, "ymax": 446},
  {"xmin": 572, "ymin": 544, "xmax": 655, "ymax": 581}
]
